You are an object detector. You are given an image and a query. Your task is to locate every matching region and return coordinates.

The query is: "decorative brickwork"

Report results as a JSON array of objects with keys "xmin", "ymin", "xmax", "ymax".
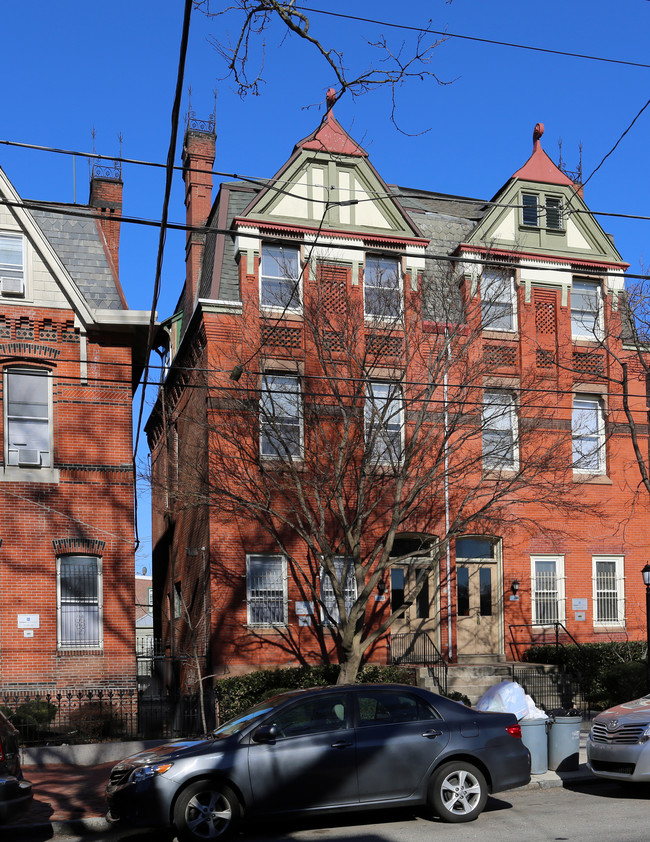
[
  {"xmin": 366, "ymin": 332, "xmax": 403, "ymax": 357},
  {"xmin": 52, "ymin": 538, "xmax": 106, "ymax": 556},
  {"xmin": 484, "ymin": 343, "xmax": 517, "ymax": 368},
  {"xmin": 261, "ymin": 324, "xmax": 302, "ymax": 349},
  {"xmin": 572, "ymin": 350, "xmax": 605, "ymax": 377}
]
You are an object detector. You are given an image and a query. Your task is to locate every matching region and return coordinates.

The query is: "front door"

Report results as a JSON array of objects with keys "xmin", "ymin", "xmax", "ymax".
[{"xmin": 455, "ymin": 537, "xmax": 503, "ymax": 660}]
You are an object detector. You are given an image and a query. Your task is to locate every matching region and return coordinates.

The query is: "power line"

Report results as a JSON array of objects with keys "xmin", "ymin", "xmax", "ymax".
[
  {"xmin": 295, "ymin": 4, "xmax": 650, "ymax": 70},
  {"xmin": 6, "ymin": 138, "xmax": 650, "ymax": 227}
]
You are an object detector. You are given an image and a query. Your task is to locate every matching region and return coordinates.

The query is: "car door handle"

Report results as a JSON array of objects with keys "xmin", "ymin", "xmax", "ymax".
[
  {"xmin": 330, "ymin": 740, "xmax": 353, "ymax": 748},
  {"xmin": 421, "ymin": 729, "xmax": 443, "ymax": 738}
]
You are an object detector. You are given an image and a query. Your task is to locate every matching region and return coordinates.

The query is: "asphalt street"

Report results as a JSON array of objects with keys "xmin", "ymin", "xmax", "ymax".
[{"xmin": 21, "ymin": 780, "xmax": 650, "ymax": 842}]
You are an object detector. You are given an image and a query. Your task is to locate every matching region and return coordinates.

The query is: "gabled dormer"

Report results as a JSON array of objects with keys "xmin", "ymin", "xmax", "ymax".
[{"xmin": 465, "ymin": 123, "xmax": 624, "ymax": 266}]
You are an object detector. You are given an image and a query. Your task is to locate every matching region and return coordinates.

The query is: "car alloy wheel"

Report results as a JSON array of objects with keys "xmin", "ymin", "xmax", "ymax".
[
  {"xmin": 173, "ymin": 780, "xmax": 240, "ymax": 841},
  {"xmin": 429, "ymin": 761, "xmax": 487, "ymax": 823}
]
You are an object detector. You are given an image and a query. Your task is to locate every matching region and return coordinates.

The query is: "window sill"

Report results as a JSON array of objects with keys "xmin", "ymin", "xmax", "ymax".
[
  {"xmin": 482, "ymin": 329, "xmax": 519, "ymax": 340},
  {"xmin": 0, "ymin": 466, "xmax": 60, "ymax": 484},
  {"xmin": 57, "ymin": 647, "xmax": 104, "ymax": 655},
  {"xmin": 593, "ymin": 625, "xmax": 625, "ymax": 633},
  {"xmin": 260, "ymin": 307, "xmax": 303, "ymax": 320},
  {"xmin": 483, "ymin": 467, "xmax": 519, "ymax": 479},
  {"xmin": 245, "ymin": 624, "xmax": 289, "ymax": 634},
  {"xmin": 572, "ymin": 472, "xmax": 612, "ymax": 485}
]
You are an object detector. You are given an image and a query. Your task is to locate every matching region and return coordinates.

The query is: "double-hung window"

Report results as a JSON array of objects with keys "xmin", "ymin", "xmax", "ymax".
[
  {"xmin": 571, "ymin": 280, "xmax": 602, "ymax": 340},
  {"xmin": 481, "ymin": 269, "xmax": 516, "ymax": 331},
  {"xmin": 5, "ymin": 367, "xmax": 52, "ymax": 468},
  {"xmin": 260, "ymin": 373, "xmax": 302, "ymax": 458},
  {"xmin": 260, "ymin": 244, "xmax": 301, "ymax": 310},
  {"xmin": 0, "ymin": 232, "xmax": 25, "ymax": 296},
  {"xmin": 365, "ymin": 381, "xmax": 403, "ymax": 464},
  {"xmin": 321, "ymin": 556, "xmax": 357, "ymax": 626},
  {"xmin": 593, "ymin": 556, "xmax": 625, "ymax": 626},
  {"xmin": 482, "ymin": 390, "xmax": 518, "ymax": 470},
  {"xmin": 572, "ymin": 395, "xmax": 605, "ymax": 474},
  {"xmin": 57, "ymin": 555, "xmax": 103, "ymax": 649},
  {"xmin": 364, "ymin": 255, "xmax": 401, "ymax": 319},
  {"xmin": 246, "ymin": 554, "xmax": 287, "ymax": 626},
  {"xmin": 531, "ymin": 556, "xmax": 564, "ymax": 626}
]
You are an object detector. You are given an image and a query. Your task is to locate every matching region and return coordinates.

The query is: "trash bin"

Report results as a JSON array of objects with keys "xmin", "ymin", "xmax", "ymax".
[
  {"xmin": 547, "ymin": 710, "xmax": 581, "ymax": 772},
  {"xmin": 519, "ymin": 717, "xmax": 548, "ymax": 774}
]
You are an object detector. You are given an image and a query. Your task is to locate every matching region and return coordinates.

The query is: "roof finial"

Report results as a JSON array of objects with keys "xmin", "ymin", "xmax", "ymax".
[
  {"xmin": 326, "ymin": 88, "xmax": 337, "ymax": 110},
  {"xmin": 533, "ymin": 122, "xmax": 544, "ymax": 151}
]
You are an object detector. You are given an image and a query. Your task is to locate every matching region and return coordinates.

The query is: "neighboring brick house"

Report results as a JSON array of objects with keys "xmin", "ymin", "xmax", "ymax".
[
  {"xmin": 146, "ymin": 107, "xmax": 649, "ymax": 684},
  {"xmin": 0, "ymin": 161, "xmax": 149, "ymax": 691}
]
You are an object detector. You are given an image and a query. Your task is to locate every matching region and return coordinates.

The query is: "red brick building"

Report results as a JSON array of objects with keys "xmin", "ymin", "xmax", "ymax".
[
  {"xmin": 147, "ymin": 109, "xmax": 649, "ymax": 684},
  {"xmin": 0, "ymin": 161, "xmax": 149, "ymax": 691}
]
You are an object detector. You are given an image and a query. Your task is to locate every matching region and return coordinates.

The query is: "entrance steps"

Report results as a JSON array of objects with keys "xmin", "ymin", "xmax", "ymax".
[{"xmin": 417, "ymin": 662, "xmax": 561, "ymax": 707}]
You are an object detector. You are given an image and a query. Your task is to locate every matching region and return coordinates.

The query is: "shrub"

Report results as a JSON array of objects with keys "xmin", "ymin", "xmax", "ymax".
[
  {"xmin": 215, "ymin": 664, "xmax": 416, "ymax": 724},
  {"xmin": 522, "ymin": 641, "xmax": 648, "ymax": 709}
]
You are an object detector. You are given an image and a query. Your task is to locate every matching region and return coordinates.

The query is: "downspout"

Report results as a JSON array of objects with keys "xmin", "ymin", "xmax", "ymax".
[{"xmin": 444, "ymin": 327, "xmax": 452, "ymax": 660}]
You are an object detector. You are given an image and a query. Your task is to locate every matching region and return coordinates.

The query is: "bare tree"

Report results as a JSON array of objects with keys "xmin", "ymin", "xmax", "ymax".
[
  {"xmin": 154, "ymin": 254, "xmax": 589, "ymax": 684},
  {"xmin": 194, "ymin": 0, "xmax": 451, "ymax": 128}
]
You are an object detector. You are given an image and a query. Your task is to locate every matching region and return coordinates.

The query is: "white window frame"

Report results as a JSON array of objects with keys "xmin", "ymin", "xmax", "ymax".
[
  {"xmin": 260, "ymin": 373, "xmax": 303, "ymax": 459},
  {"xmin": 259, "ymin": 244, "xmax": 301, "ymax": 311},
  {"xmin": 246, "ymin": 554, "xmax": 288, "ymax": 627},
  {"xmin": 320, "ymin": 556, "xmax": 357, "ymax": 626},
  {"xmin": 363, "ymin": 254, "xmax": 402, "ymax": 320},
  {"xmin": 482, "ymin": 390, "xmax": 518, "ymax": 470},
  {"xmin": 571, "ymin": 279, "xmax": 603, "ymax": 340},
  {"xmin": 56, "ymin": 554, "xmax": 103, "ymax": 650},
  {"xmin": 592, "ymin": 555, "xmax": 625, "ymax": 627},
  {"xmin": 0, "ymin": 231, "xmax": 25, "ymax": 297},
  {"xmin": 5, "ymin": 366, "xmax": 53, "ymax": 469},
  {"xmin": 365, "ymin": 381, "xmax": 404, "ymax": 465},
  {"xmin": 531, "ymin": 555, "xmax": 565, "ymax": 627},
  {"xmin": 572, "ymin": 395, "xmax": 606, "ymax": 474},
  {"xmin": 481, "ymin": 269, "xmax": 516, "ymax": 331}
]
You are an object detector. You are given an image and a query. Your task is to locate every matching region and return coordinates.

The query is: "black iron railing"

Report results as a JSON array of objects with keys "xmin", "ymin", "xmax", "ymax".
[
  {"xmin": 508, "ymin": 622, "xmax": 585, "ymax": 661},
  {"xmin": 391, "ymin": 632, "xmax": 448, "ymax": 694}
]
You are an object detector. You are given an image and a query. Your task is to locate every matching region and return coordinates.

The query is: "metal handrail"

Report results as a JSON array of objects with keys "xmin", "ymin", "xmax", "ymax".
[
  {"xmin": 508, "ymin": 621, "xmax": 586, "ymax": 661},
  {"xmin": 390, "ymin": 632, "xmax": 448, "ymax": 694}
]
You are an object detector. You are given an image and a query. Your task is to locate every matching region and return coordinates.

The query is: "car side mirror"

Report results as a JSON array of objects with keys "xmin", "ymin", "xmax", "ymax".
[{"xmin": 252, "ymin": 724, "xmax": 278, "ymax": 743}]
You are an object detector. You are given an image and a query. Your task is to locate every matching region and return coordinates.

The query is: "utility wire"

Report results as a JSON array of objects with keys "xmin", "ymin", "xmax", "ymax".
[
  {"xmin": 295, "ymin": 4, "xmax": 650, "ymax": 70},
  {"xmin": 132, "ymin": 0, "xmax": 193, "ymax": 548}
]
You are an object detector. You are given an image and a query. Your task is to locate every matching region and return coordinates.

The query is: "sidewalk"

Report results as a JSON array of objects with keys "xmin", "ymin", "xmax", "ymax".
[{"xmin": 4, "ymin": 731, "xmax": 597, "ymax": 838}]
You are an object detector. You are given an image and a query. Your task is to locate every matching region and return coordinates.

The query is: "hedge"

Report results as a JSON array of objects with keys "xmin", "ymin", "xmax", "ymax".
[{"xmin": 214, "ymin": 664, "xmax": 417, "ymax": 724}]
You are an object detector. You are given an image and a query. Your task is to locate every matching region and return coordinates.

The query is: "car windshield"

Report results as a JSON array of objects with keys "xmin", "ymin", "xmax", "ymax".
[{"xmin": 211, "ymin": 691, "xmax": 303, "ymax": 739}]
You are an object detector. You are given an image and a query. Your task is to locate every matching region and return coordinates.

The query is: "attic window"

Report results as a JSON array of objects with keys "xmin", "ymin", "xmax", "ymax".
[
  {"xmin": 0, "ymin": 233, "xmax": 25, "ymax": 297},
  {"xmin": 522, "ymin": 195, "xmax": 539, "ymax": 227},
  {"xmin": 545, "ymin": 197, "xmax": 563, "ymax": 230}
]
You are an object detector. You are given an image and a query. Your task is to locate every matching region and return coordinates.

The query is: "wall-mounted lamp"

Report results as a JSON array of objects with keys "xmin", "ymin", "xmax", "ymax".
[
  {"xmin": 511, "ymin": 579, "xmax": 520, "ymax": 595},
  {"xmin": 377, "ymin": 579, "xmax": 386, "ymax": 597}
]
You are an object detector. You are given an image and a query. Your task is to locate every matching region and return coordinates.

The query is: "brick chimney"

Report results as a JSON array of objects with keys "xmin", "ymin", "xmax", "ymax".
[
  {"xmin": 89, "ymin": 170, "xmax": 123, "ymax": 279},
  {"xmin": 182, "ymin": 125, "xmax": 216, "ymax": 318}
]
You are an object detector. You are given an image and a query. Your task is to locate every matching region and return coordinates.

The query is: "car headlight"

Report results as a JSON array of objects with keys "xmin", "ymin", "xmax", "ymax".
[
  {"xmin": 640, "ymin": 726, "xmax": 650, "ymax": 743},
  {"xmin": 132, "ymin": 762, "xmax": 173, "ymax": 782}
]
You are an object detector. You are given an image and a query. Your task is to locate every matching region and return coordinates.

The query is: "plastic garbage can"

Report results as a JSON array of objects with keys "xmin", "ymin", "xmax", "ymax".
[
  {"xmin": 519, "ymin": 717, "xmax": 548, "ymax": 775},
  {"xmin": 547, "ymin": 712, "xmax": 581, "ymax": 772}
]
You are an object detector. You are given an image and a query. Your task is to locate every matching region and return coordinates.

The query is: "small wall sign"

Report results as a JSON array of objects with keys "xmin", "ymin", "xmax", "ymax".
[
  {"xmin": 572, "ymin": 599, "xmax": 588, "ymax": 611},
  {"xmin": 17, "ymin": 614, "xmax": 40, "ymax": 629}
]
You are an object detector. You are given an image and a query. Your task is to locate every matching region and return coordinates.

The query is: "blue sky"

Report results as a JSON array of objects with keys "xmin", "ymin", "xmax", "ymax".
[{"xmin": 3, "ymin": 0, "xmax": 650, "ymax": 572}]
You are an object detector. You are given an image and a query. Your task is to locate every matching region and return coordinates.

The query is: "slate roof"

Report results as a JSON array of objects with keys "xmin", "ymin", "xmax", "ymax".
[
  {"xmin": 194, "ymin": 180, "xmax": 489, "ymax": 320},
  {"xmin": 31, "ymin": 207, "xmax": 125, "ymax": 310}
]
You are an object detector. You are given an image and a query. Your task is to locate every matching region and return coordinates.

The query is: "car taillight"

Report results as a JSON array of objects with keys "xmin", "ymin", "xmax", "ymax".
[{"xmin": 506, "ymin": 724, "xmax": 522, "ymax": 739}]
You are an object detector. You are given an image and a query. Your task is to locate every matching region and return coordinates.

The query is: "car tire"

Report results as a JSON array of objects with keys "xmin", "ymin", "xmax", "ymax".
[
  {"xmin": 428, "ymin": 761, "xmax": 488, "ymax": 823},
  {"xmin": 173, "ymin": 779, "xmax": 240, "ymax": 841}
]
